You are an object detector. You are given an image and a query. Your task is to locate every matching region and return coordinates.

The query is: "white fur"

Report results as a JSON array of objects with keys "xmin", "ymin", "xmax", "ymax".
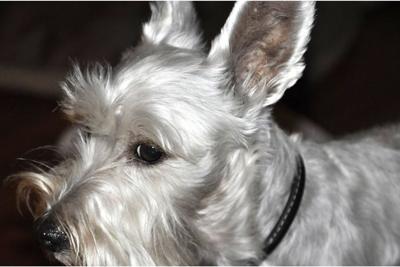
[
  {"xmin": 142, "ymin": 2, "xmax": 203, "ymax": 50},
  {"xmin": 14, "ymin": 1, "xmax": 400, "ymax": 265},
  {"xmin": 208, "ymin": 1, "xmax": 247, "ymax": 58}
]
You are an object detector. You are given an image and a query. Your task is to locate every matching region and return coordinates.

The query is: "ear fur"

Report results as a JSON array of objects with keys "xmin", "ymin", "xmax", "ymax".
[
  {"xmin": 142, "ymin": 2, "xmax": 203, "ymax": 50},
  {"xmin": 209, "ymin": 1, "xmax": 315, "ymax": 107}
]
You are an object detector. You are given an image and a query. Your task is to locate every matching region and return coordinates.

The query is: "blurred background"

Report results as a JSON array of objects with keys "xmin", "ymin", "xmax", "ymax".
[{"xmin": 1, "ymin": 2, "xmax": 400, "ymax": 265}]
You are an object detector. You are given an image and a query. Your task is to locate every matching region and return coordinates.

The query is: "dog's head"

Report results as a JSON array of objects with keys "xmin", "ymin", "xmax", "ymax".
[{"xmin": 16, "ymin": 2, "xmax": 314, "ymax": 265}]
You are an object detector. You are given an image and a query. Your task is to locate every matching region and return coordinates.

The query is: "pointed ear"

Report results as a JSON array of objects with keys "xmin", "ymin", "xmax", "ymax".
[
  {"xmin": 142, "ymin": 1, "xmax": 203, "ymax": 50},
  {"xmin": 209, "ymin": 1, "xmax": 315, "ymax": 107}
]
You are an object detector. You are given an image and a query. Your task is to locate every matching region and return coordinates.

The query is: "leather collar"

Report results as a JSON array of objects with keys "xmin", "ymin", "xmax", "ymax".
[{"xmin": 262, "ymin": 154, "xmax": 306, "ymax": 256}]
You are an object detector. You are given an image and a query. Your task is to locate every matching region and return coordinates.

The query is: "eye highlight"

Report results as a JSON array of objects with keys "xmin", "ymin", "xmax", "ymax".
[{"xmin": 133, "ymin": 143, "xmax": 164, "ymax": 164}]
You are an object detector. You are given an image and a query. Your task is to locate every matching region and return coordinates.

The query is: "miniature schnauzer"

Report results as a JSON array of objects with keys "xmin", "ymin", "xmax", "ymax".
[{"xmin": 15, "ymin": 1, "xmax": 400, "ymax": 265}]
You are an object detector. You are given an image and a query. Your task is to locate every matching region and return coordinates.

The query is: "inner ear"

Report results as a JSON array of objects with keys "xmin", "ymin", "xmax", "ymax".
[
  {"xmin": 210, "ymin": 1, "xmax": 315, "ymax": 107},
  {"xmin": 232, "ymin": 2, "xmax": 298, "ymax": 87}
]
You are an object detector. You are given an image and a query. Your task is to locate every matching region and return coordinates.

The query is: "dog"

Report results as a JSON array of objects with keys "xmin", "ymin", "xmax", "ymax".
[{"xmin": 14, "ymin": 1, "xmax": 400, "ymax": 265}]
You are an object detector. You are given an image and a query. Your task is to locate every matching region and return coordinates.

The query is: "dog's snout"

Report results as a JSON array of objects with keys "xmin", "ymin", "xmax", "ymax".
[{"xmin": 35, "ymin": 219, "xmax": 69, "ymax": 252}]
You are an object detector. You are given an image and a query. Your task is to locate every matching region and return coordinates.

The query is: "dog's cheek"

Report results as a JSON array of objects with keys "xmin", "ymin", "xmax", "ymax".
[{"xmin": 138, "ymin": 156, "xmax": 215, "ymax": 210}]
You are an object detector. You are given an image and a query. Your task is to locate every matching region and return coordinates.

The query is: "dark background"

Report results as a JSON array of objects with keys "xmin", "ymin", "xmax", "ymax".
[{"xmin": 1, "ymin": 2, "xmax": 400, "ymax": 265}]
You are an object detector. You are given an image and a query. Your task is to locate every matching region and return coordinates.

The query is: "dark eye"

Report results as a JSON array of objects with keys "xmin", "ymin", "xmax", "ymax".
[{"xmin": 134, "ymin": 143, "xmax": 164, "ymax": 164}]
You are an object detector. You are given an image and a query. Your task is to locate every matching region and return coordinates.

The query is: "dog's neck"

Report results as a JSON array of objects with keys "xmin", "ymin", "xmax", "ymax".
[
  {"xmin": 257, "ymin": 122, "xmax": 302, "ymax": 232},
  {"xmin": 197, "ymin": 119, "xmax": 302, "ymax": 265},
  {"xmin": 262, "ymin": 154, "xmax": 305, "ymax": 258}
]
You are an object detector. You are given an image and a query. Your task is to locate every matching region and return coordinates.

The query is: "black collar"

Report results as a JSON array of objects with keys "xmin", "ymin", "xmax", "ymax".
[{"xmin": 262, "ymin": 154, "xmax": 306, "ymax": 257}]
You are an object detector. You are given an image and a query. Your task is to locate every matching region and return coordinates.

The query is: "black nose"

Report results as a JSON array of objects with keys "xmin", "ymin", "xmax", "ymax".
[{"xmin": 35, "ymin": 218, "xmax": 69, "ymax": 252}]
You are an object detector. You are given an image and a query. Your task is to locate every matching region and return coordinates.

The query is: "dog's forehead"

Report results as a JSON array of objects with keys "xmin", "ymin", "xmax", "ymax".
[
  {"xmin": 68, "ymin": 46, "xmax": 230, "ymax": 147},
  {"xmin": 114, "ymin": 47, "xmax": 220, "ymax": 112},
  {"xmin": 114, "ymin": 50, "xmax": 226, "ymax": 141},
  {"xmin": 116, "ymin": 46, "xmax": 207, "ymax": 92}
]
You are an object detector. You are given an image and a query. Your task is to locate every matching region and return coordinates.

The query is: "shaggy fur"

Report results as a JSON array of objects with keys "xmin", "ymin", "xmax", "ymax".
[{"xmin": 15, "ymin": 1, "xmax": 400, "ymax": 265}]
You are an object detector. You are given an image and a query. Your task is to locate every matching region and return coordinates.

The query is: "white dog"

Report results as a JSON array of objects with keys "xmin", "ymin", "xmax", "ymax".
[{"xmin": 15, "ymin": 1, "xmax": 400, "ymax": 265}]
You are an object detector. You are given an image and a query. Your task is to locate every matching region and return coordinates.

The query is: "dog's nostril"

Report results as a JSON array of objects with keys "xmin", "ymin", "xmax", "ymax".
[{"xmin": 35, "ymin": 219, "xmax": 69, "ymax": 252}]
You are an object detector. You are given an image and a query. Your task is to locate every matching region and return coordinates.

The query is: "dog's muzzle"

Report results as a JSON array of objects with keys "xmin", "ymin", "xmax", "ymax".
[{"xmin": 34, "ymin": 218, "xmax": 69, "ymax": 253}]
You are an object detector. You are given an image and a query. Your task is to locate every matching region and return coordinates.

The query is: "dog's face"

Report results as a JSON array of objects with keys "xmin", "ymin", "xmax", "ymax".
[{"xmin": 17, "ymin": 2, "xmax": 314, "ymax": 265}]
